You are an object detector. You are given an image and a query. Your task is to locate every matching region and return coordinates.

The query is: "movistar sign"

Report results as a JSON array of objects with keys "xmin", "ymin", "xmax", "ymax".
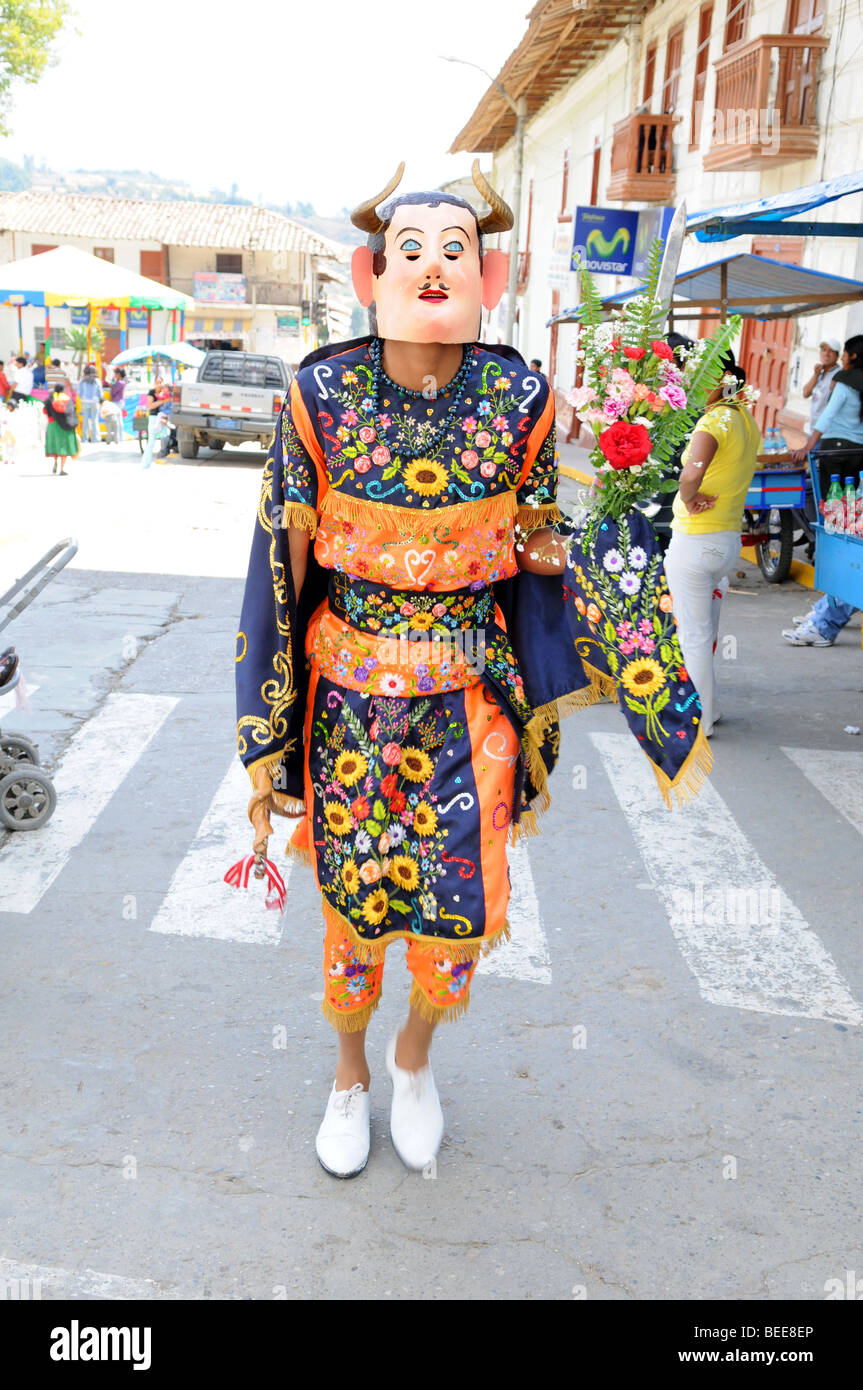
[{"xmin": 572, "ymin": 207, "xmax": 640, "ymax": 275}]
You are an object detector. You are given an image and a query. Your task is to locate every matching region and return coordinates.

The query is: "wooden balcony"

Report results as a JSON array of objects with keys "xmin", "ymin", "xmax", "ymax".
[
  {"xmin": 703, "ymin": 33, "xmax": 829, "ymax": 171},
  {"xmin": 606, "ymin": 113, "xmax": 678, "ymax": 203}
]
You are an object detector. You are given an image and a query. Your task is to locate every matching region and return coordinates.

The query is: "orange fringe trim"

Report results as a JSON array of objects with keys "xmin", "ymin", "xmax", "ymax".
[
  {"xmin": 408, "ymin": 980, "xmax": 473, "ymax": 1026},
  {"xmin": 320, "ymin": 993, "xmax": 382, "ymax": 1034},
  {"xmin": 281, "ymin": 502, "xmax": 318, "ymax": 537},
  {"xmin": 320, "ymin": 897, "xmax": 511, "ymax": 966},
  {"xmin": 284, "ymin": 841, "xmax": 314, "ymax": 866},
  {"xmin": 515, "ymin": 502, "xmax": 564, "ymax": 533},
  {"xmin": 319, "ymin": 486, "xmax": 517, "ymax": 533}
]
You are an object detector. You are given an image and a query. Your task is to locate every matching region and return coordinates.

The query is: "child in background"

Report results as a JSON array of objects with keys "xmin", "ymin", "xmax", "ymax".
[{"xmin": 1, "ymin": 407, "xmax": 17, "ymax": 465}]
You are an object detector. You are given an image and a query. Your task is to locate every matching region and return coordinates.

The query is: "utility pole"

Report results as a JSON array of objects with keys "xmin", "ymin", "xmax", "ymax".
[{"xmin": 443, "ymin": 57, "xmax": 527, "ymax": 346}]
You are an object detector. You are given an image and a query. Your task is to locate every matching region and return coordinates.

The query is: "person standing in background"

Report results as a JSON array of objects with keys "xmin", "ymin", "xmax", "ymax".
[
  {"xmin": 43, "ymin": 384, "xmax": 80, "ymax": 475},
  {"xmin": 801, "ymin": 337, "xmax": 840, "ymax": 432},
  {"xmin": 107, "ymin": 367, "xmax": 127, "ymax": 443},
  {"xmin": 76, "ymin": 363, "xmax": 102, "ymax": 443},
  {"xmin": 664, "ymin": 363, "xmax": 761, "ymax": 737},
  {"xmin": 31, "ymin": 355, "xmax": 46, "ymax": 389},
  {"xmin": 0, "ymin": 360, "xmax": 9, "ymax": 401},
  {"xmin": 783, "ymin": 334, "xmax": 863, "ymax": 647},
  {"xmin": 45, "ymin": 358, "xmax": 68, "ymax": 391}
]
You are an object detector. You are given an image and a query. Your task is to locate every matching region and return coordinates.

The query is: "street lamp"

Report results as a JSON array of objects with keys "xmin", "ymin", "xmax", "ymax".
[{"xmin": 443, "ymin": 56, "xmax": 527, "ymax": 346}]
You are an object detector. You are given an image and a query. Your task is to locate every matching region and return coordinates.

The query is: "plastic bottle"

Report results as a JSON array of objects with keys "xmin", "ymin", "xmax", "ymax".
[
  {"xmin": 774, "ymin": 428, "xmax": 787, "ymax": 454},
  {"xmin": 764, "ymin": 427, "xmax": 776, "ymax": 454},
  {"xmin": 844, "ymin": 477, "xmax": 857, "ymax": 535},
  {"xmin": 824, "ymin": 475, "xmax": 843, "ymax": 535},
  {"xmin": 855, "ymin": 478, "xmax": 863, "ymax": 539}
]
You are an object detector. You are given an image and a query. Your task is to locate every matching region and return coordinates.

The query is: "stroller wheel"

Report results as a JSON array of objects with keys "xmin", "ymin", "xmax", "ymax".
[
  {"xmin": 0, "ymin": 768, "xmax": 57, "ymax": 830},
  {"xmin": 0, "ymin": 734, "xmax": 40, "ymax": 765}
]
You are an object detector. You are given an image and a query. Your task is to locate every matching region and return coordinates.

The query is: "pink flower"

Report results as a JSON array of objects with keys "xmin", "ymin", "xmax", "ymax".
[
  {"xmin": 602, "ymin": 394, "xmax": 628, "ymax": 420},
  {"xmin": 342, "ymin": 408, "xmax": 359, "ymax": 426},
  {"xmin": 620, "ymin": 639, "xmax": 636, "ymax": 655},
  {"xmin": 462, "ymin": 416, "xmax": 478, "ymax": 433},
  {"xmin": 492, "ymin": 415, "xmax": 507, "ymax": 431},
  {"xmin": 358, "ymin": 426, "xmax": 376, "ymax": 444},
  {"xmin": 431, "ymin": 603, "xmax": 447, "ymax": 617},
  {"xmin": 400, "ymin": 601, "xmax": 416, "ymax": 616},
  {"xmin": 354, "ymin": 457, "xmax": 371, "ymax": 473},
  {"xmin": 480, "ymin": 461, "xmax": 496, "ymax": 478},
  {"xmin": 378, "ymin": 413, "xmax": 391, "ymax": 427},
  {"xmin": 372, "ymin": 444, "xmax": 391, "ymax": 466},
  {"xmin": 659, "ymin": 382, "xmax": 687, "ymax": 410},
  {"xmin": 369, "ymin": 719, "xmax": 380, "ymax": 740},
  {"xmin": 632, "ymin": 383, "xmax": 650, "ymax": 401},
  {"xmin": 638, "ymin": 636, "xmax": 656, "ymax": 654},
  {"xmin": 611, "ymin": 369, "xmax": 636, "ymax": 401},
  {"xmin": 461, "ymin": 450, "xmax": 479, "ymax": 470},
  {"xmin": 475, "ymin": 430, "xmax": 491, "ymax": 448},
  {"xmin": 382, "ymin": 742, "xmax": 402, "ymax": 766},
  {"xmin": 567, "ymin": 385, "xmax": 596, "ymax": 409}
]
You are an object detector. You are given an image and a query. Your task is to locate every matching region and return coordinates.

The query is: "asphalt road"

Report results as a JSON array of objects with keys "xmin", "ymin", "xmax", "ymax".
[{"xmin": 1, "ymin": 438, "xmax": 862, "ymax": 1301}]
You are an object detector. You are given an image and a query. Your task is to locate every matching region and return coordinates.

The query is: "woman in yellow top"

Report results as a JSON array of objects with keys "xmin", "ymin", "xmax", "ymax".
[{"xmin": 664, "ymin": 363, "xmax": 761, "ymax": 737}]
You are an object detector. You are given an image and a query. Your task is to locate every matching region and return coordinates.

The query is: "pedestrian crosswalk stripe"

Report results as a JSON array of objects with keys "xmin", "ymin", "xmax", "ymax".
[
  {"xmin": 0, "ymin": 692, "xmax": 177, "ymax": 915},
  {"xmin": 0, "ymin": 681, "xmax": 40, "ymax": 719},
  {"xmin": 592, "ymin": 732, "xmax": 863, "ymax": 1026},
  {"xmin": 150, "ymin": 757, "xmax": 289, "ymax": 945},
  {"xmin": 782, "ymin": 747, "xmax": 863, "ymax": 839},
  {"xmin": 478, "ymin": 840, "xmax": 552, "ymax": 984}
]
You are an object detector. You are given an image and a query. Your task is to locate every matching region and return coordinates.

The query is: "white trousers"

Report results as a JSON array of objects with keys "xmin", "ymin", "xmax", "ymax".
[{"xmin": 664, "ymin": 530, "xmax": 739, "ymax": 736}]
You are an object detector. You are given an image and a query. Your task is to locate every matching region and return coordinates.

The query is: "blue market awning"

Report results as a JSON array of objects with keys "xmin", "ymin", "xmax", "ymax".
[
  {"xmin": 547, "ymin": 252, "xmax": 863, "ymax": 326},
  {"xmin": 687, "ymin": 171, "xmax": 863, "ymax": 243}
]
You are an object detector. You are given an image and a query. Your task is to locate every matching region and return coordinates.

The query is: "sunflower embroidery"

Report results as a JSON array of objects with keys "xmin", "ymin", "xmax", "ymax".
[
  {"xmin": 620, "ymin": 657, "xmax": 666, "ymax": 698},
  {"xmin": 388, "ymin": 854, "xmax": 420, "ymax": 891},
  {"xmin": 404, "ymin": 458, "xmax": 448, "ymax": 497},
  {"xmin": 334, "ymin": 750, "xmax": 368, "ymax": 787},
  {"xmin": 341, "ymin": 859, "xmax": 360, "ymax": 894},
  {"xmin": 409, "ymin": 611, "xmax": 435, "ymax": 631},
  {"xmin": 413, "ymin": 801, "xmax": 438, "ymax": 836},
  {"xmin": 362, "ymin": 887, "xmax": 390, "ymax": 925},
  {"xmin": 324, "ymin": 801, "xmax": 352, "ymax": 836},
  {"xmin": 399, "ymin": 746, "xmax": 434, "ymax": 783}
]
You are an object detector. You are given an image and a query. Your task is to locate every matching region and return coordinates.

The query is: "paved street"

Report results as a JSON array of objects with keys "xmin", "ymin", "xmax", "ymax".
[{"xmin": 1, "ymin": 438, "xmax": 862, "ymax": 1300}]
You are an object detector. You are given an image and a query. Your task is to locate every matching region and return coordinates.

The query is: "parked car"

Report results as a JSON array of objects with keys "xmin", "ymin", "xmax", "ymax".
[{"xmin": 170, "ymin": 351, "xmax": 292, "ymax": 457}]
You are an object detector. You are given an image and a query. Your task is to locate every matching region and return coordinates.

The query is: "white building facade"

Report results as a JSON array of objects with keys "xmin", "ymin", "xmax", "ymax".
[{"xmin": 452, "ymin": 0, "xmax": 863, "ymax": 443}]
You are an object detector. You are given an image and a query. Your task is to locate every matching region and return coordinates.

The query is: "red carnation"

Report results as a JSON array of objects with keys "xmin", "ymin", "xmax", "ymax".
[
  {"xmin": 380, "ymin": 773, "xmax": 398, "ymax": 797},
  {"xmin": 623, "ymin": 346, "xmax": 645, "ymax": 360},
  {"xmin": 651, "ymin": 339, "xmax": 674, "ymax": 361},
  {"xmin": 351, "ymin": 795, "xmax": 371, "ymax": 820},
  {"xmin": 597, "ymin": 420, "xmax": 652, "ymax": 470},
  {"xmin": 389, "ymin": 791, "xmax": 407, "ymax": 813}
]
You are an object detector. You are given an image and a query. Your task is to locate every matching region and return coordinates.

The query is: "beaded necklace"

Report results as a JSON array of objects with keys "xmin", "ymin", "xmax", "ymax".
[{"xmin": 368, "ymin": 337, "xmax": 474, "ymax": 461}]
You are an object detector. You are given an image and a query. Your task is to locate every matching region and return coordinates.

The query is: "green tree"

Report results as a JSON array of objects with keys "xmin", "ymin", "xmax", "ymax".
[
  {"xmin": 60, "ymin": 325, "xmax": 104, "ymax": 374},
  {"xmin": 0, "ymin": 1, "xmax": 72, "ymax": 136}
]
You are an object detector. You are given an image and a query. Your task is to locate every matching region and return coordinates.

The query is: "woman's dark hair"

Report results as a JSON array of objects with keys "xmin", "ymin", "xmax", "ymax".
[
  {"xmin": 114, "ymin": 367, "xmax": 126, "ymax": 379},
  {"xmin": 841, "ymin": 335, "xmax": 863, "ymax": 418}
]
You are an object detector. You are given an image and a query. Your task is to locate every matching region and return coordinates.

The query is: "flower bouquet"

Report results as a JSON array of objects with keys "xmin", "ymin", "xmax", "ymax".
[
  {"xmin": 556, "ymin": 239, "xmax": 743, "ymax": 803},
  {"xmin": 567, "ymin": 240, "xmax": 743, "ymax": 522}
]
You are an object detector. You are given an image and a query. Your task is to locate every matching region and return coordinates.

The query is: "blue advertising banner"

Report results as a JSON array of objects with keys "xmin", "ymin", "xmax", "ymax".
[
  {"xmin": 572, "ymin": 207, "xmax": 639, "ymax": 275},
  {"xmin": 632, "ymin": 206, "xmax": 675, "ymax": 278},
  {"xmin": 70, "ymin": 306, "xmax": 90, "ymax": 326},
  {"xmin": 129, "ymin": 309, "xmax": 149, "ymax": 329}
]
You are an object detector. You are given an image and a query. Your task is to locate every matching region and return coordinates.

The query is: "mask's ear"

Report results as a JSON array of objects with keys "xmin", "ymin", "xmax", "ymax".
[
  {"xmin": 480, "ymin": 249, "xmax": 509, "ymax": 310},
  {"xmin": 351, "ymin": 246, "xmax": 375, "ymax": 307}
]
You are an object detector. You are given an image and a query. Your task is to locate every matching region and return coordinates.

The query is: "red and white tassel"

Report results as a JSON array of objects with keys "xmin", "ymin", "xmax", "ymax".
[{"xmin": 223, "ymin": 854, "xmax": 287, "ymax": 912}]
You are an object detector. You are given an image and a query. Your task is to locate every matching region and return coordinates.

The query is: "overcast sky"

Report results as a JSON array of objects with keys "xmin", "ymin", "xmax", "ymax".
[{"xmin": 3, "ymin": 0, "xmax": 531, "ymax": 214}]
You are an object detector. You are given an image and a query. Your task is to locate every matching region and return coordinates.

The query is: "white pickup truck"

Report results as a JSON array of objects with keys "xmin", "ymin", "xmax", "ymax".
[{"xmin": 170, "ymin": 350, "xmax": 292, "ymax": 457}]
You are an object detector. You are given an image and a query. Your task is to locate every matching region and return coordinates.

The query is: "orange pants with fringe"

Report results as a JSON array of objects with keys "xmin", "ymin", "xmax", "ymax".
[{"xmin": 322, "ymin": 914, "xmax": 479, "ymax": 1033}]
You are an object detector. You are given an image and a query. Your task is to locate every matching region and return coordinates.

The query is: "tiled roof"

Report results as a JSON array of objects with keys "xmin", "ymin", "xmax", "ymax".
[{"xmin": 0, "ymin": 191, "xmax": 340, "ymax": 258}]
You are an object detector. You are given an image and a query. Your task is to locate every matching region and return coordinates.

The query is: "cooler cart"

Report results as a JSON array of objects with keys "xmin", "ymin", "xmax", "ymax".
[{"xmin": 0, "ymin": 537, "xmax": 78, "ymax": 831}]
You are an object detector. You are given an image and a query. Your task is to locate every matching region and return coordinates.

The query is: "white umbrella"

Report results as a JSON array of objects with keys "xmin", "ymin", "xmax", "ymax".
[{"xmin": 109, "ymin": 341, "xmax": 205, "ymax": 368}]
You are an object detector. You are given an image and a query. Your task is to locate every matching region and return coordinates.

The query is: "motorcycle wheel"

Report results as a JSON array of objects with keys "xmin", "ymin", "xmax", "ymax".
[{"xmin": 756, "ymin": 508, "xmax": 794, "ymax": 583}]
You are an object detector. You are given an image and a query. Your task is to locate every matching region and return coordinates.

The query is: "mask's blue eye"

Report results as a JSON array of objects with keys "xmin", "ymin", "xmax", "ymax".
[
  {"xmin": 443, "ymin": 239, "xmax": 464, "ymax": 253},
  {"xmin": 400, "ymin": 238, "xmax": 421, "ymax": 251}
]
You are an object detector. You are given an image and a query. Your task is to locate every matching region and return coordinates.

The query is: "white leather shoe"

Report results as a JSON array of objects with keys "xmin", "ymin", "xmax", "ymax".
[
  {"xmin": 386, "ymin": 1034, "xmax": 444, "ymax": 1170},
  {"xmin": 315, "ymin": 1082, "xmax": 370, "ymax": 1178}
]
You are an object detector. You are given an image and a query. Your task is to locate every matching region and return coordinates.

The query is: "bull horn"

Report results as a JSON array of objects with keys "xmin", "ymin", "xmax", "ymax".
[
  {"xmin": 472, "ymin": 159, "xmax": 514, "ymax": 235},
  {"xmin": 349, "ymin": 161, "xmax": 406, "ymax": 234}
]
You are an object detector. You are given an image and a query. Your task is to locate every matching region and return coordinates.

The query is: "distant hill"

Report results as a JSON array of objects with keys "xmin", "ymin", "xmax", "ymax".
[{"xmin": 0, "ymin": 157, "xmax": 361, "ymax": 248}]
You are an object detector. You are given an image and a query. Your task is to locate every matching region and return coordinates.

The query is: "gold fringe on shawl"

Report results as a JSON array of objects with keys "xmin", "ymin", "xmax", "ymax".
[
  {"xmin": 515, "ymin": 502, "xmax": 564, "ymax": 534},
  {"xmin": 284, "ymin": 841, "xmax": 314, "ymax": 866},
  {"xmin": 281, "ymin": 502, "xmax": 318, "ymax": 536},
  {"xmin": 319, "ymin": 486, "xmax": 517, "ymax": 533},
  {"xmin": 321, "ymin": 897, "xmax": 512, "ymax": 966},
  {"xmin": 320, "ymin": 993, "xmax": 382, "ymax": 1034},
  {"xmin": 408, "ymin": 980, "xmax": 473, "ymax": 1026},
  {"xmin": 648, "ymin": 721, "xmax": 713, "ymax": 809}
]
